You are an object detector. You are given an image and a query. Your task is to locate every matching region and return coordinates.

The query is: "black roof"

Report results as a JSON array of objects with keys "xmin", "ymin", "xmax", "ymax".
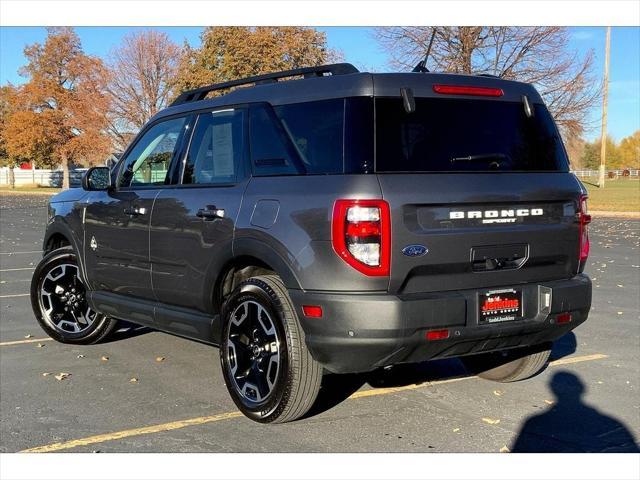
[{"xmin": 154, "ymin": 63, "xmax": 543, "ymax": 122}]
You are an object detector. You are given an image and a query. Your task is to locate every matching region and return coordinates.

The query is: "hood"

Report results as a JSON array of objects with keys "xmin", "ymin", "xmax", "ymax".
[{"xmin": 50, "ymin": 187, "xmax": 89, "ymax": 203}]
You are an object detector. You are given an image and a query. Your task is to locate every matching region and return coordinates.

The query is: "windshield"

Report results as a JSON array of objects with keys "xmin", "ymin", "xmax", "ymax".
[{"xmin": 375, "ymin": 97, "xmax": 568, "ymax": 173}]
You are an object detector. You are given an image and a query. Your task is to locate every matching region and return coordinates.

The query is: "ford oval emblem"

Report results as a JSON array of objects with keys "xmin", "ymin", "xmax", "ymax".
[{"xmin": 402, "ymin": 244, "xmax": 428, "ymax": 257}]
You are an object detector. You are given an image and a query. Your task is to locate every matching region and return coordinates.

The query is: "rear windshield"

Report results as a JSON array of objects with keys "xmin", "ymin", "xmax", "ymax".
[{"xmin": 375, "ymin": 97, "xmax": 568, "ymax": 172}]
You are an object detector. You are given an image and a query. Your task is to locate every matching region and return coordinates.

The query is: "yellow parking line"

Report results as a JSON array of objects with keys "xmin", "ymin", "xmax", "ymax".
[
  {"xmin": 21, "ymin": 412, "xmax": 245, "ymax": 453},
  {"xmin": 0, "ymin": 338, "xmax": 52, "ymax": 347},
  {"xmin": 20, "ymin": 352, "xmax": 608, "ymax": 453},
  {"xmin": 549, "ymin": 353, "xmax": 608, "ymax": 366},
  {"xmin": 0, "ymin": 293, "xmax": 30, "ymax": 299},
  {"xmin": 0, "ymin": 251, "xmax": 41, "ymax": 255}
]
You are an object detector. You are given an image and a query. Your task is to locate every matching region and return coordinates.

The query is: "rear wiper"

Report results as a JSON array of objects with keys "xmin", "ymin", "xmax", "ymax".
[{"xmin": 451, "ymin": 153, "xmax": 509, "ymax": 163}]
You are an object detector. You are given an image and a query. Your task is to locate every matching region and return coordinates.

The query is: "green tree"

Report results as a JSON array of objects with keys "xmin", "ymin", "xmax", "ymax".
[
  {"xmin": 173, "ymin": 27, "xmax": 336, "ymax": 94},
  {"xmin": 581, "ymin": 136, "xmax": 621, "ymax": 170}
]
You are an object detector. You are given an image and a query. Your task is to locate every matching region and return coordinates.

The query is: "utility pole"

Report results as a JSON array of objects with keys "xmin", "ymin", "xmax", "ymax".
[{"xmin": 598, "ymin": 26, "xmax": 611, "ymax": 188}]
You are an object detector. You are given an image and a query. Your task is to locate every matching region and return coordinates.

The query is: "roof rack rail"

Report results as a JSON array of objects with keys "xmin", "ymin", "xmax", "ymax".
[{"xmin": 170, "ymin": 63, "xmax": 359, "ymax": 106}]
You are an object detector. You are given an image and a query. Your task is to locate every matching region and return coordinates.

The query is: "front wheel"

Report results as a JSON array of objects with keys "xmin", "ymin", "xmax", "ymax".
[
  {"xmin": 30, "ymin": 246, "xmax": 117, "ymax": 344},
  {"xmin": 220, "ymin": 275, "xmax": 322, "ymax": 423},
  {"xmin": 461, "ymin": 343, "xmax": 552, "ymax": 383}
]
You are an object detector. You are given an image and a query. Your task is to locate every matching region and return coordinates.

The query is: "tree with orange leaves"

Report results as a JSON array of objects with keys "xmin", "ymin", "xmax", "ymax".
[{"xmin": 3, "ymin": 27, "xmax": 112, "ymax": 189}]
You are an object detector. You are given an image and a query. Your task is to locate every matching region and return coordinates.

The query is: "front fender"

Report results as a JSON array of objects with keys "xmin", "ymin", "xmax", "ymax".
[{"xmin": 43, "ymin": 209, "xmax": 87, "ymax": 284}]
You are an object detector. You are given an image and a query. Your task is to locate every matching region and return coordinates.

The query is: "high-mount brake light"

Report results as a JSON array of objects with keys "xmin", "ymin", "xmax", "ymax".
[
  {"xmin": 578, "ymin": 194, "xmax": 591, "ymax": 264},
  {"xmin": 332, "ymin": 199, "xmax": 391, "ymax": 276},
  {"xmin": 432, "ymin": 84, "xmax": 504, "ymax": 97}
]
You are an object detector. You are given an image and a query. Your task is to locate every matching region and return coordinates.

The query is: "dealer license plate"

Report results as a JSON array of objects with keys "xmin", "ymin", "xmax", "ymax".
[{"xmin": 479, "ymin": 288, "xmax": 522, "ymax": 324}]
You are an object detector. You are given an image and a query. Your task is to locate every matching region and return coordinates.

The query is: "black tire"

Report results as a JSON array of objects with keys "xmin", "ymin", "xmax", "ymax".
[
  {"xmin": 220, "ymin": 275, "xmax": 322, "ymax": 423},
  {"xmin": 461, "ymin": 343, "xmax": 552, "ymax": 383},
  {"xmin": 30, "ymin": 246, "xmax": 117, "ymax": 344}
]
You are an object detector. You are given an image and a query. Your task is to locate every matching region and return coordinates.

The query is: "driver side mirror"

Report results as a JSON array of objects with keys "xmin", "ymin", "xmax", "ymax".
[{"xmin": 82, "ymin": 167, "xmax": 114, "ymax": 191}]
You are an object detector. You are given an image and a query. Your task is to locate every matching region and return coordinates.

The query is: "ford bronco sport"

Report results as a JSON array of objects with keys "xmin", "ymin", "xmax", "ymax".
[{"xmin": 31, "ymin": 63, "xmax": 592, "ymax": 423}]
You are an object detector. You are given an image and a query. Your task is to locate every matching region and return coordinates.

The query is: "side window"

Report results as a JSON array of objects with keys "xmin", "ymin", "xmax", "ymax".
[
  {"xmin": 249, "ymin": 104, "xmax": 299, "ymax": 176},
  {"xmin": 118, "ymin": 117, "xmax": 187, "ymax": 188},
  {"xmin": 183, "ymin": 109, "xmax": 245, "ymax": 185},
  {"xmin": 274, "ymin": 99, "xmax": 344, "ymax": 174}
]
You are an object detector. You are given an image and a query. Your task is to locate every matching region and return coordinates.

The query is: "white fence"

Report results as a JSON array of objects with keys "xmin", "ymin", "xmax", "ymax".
[
  {"xmin": 0, "ymin": 168, "xmax": 86, "ymax": 187},
  {"xmin": 2, "ymin": 167, "xmax": 638, "ymax": 187},
  {"xmin": 572, "ymin": 169, "xmax": 639, "ymax": 178}
]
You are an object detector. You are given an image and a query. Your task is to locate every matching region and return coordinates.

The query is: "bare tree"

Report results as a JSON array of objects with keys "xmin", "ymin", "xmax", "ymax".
[
  {"xmin": 375, "ymin": 27, "xmax": 600, "ymax": 138},
  {"xmin": 107, "ymin": 30, "xmax": 181, "ymax": 150}
]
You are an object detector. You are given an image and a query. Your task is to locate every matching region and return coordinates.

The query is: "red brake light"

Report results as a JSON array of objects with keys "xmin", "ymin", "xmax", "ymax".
[
  {"xmin": 433, "ymin": 84, "xmax": 504, "ymax": 97},
  {"xmin": 557, "ymin": 312, "xmax": 572, "ymax": 324},
  {"xmin": 578, "ymin": 194, "xmax": 591, "ymax": 263},
  {"xmin": 332, "ymin": 199, "xmax": 391, "ymax": 276}
]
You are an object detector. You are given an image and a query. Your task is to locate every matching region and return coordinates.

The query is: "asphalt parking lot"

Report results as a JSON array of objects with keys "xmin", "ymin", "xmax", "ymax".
[{"xmin": 0, "ymin": 192, "xmax": 638, "ymax": 453}]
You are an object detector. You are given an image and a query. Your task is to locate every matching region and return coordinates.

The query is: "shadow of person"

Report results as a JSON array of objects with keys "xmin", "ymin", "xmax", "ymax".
[{"xmin": 511, "ymin": 371, "xmax": 639, "ymax": 452}]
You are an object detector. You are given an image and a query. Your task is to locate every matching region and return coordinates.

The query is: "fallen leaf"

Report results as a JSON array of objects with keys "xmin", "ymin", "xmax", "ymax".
[
  {"xmin": 617, "ymin": 312, "xmax": 623, "ymax": 315},
  {"xmin": 500, "ymin": 446, "xmax": 510, "ymax": 453},
  {"xmin": 54, "ymin": 372, "xmax": 71, "ymax": 381},
  {"xmin": 493, "ymin": 390, "xmax": 504, "ymax": 396},
  {"xmin": 597, "ymin": 381, "xmax": 603, "ymax": 384},
  {"xmin": 36, "ymin": 343, "xmax": 45, "ymax": 348},
  {"xmin": 155, "ymin": 356, "xmax": 165, "ymax": 362},
  {"xmin": 42, "ymin": 372, "xmax": 51, "ymax": 377},
  {"xmin": 482, "ymin": 417, "xmax": 501, "ymax": 425},
  {"xmin": 453, "ymin": 428, "xmax": 460, "ymax": 433},
  {"xmin": 77, "ymin": 354, "xmax": 85, "ymax": 359},
  {"xmin": 129, "ymin": 377, "xmax": 138, "ymax": 383},
  {"xmin": 24, "ymin": 334, "xmax": 33, "ymax": 339},
  {"xmin": 544, "ymin": 400, "xmax": 554, "ymax": 405},
  {"xmin": 100, "ymin": 356, "xmax": 109, "ymax": 362},
  {"xmin": 616, "ymin": 284, "xmax": 624, "ymax": 288}
]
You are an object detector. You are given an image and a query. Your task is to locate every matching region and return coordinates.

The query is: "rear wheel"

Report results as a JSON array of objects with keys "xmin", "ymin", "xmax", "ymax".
[
  {"xmin": 31, "ymin": 246, "xmax": 117, "ymax": 344},
  {"xmin": 461, "ymin": 343, "xmax": 552, "ymax": 382},
  {"xmin": 220, "ymin": 275, "xmax": 322, "ymax": 423}
]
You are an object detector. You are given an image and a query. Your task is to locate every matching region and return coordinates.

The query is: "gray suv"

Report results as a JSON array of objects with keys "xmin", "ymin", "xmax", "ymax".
[{"xmin": 31, "ymin": 63, "xmax": 592, "ymax": 423}]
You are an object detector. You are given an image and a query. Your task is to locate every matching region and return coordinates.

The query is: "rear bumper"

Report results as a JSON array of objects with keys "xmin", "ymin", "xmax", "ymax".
[{"xmin": 290, "ymin": 274, "xmax": 591, "ymax": 374}]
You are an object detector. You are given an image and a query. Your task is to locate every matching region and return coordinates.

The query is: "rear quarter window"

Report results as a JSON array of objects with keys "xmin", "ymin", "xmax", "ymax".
[{"xmin": 274, "ymin": 99, "xmax": 344, "ymax": 174}]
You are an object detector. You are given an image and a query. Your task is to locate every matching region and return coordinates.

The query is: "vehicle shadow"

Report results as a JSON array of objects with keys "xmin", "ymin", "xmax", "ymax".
[
  {"xmin": 511, "ymin": 371, "xmax": 640, "ymax": 452},
  {"xmin": 306, "ymin": 332, "xmax": 579, "ymax": 419},
  {"xmin": 549, "ymin": 331, "xmax": 578, "ymax": 361},
  {"xmin": 102, "ymin": 321, "xmax": 153, "ymax": 343}
]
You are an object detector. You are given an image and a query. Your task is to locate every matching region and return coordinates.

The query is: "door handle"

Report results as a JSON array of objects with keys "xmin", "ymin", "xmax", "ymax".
[
  {"xmin": 197, "ymin": 205, "xmax": 225, "ymax": 220},
  {"xmin": 123, "ymin": 206, "xmax": 147, "ymax": 216}
]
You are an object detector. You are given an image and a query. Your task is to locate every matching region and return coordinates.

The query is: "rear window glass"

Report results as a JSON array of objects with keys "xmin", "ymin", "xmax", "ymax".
[{"xmin": 375, "ymin": 98, "xmax": 568, "ymax": 172}]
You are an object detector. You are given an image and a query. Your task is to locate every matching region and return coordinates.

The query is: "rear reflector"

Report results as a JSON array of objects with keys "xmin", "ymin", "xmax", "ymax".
[
  {"xmin": 433, "ymin": 84, "xmax": 504, "ymax": 97},
  {"xmin": 302, "ymin": 305, "xmax": 323, "ymax": 318},
  {"xmin": 426, "ymin": 329, "xmax": 450, "ymax": 341},
  {"xmin": 557, "ymin": 312, "xmax": 572, "ymax": 324}
]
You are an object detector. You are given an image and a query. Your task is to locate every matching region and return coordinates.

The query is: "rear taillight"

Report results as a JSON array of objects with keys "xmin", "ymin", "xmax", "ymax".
[
  {"xmin": 332, "ymin": 199, "xmax": 390, "ymax": 276},
  {"xmin": 433, "ymin": 84, "xmax": 504, "ymax": 97},
  {"xmin": 578, "ymin": 194, "xmax": 591, "ymax": 268}
]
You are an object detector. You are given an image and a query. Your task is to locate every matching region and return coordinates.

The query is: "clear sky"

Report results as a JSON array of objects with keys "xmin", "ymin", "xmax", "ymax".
[{"xmin": 1, "ymin": 26, "xmax": 638, "ymax": 141}]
